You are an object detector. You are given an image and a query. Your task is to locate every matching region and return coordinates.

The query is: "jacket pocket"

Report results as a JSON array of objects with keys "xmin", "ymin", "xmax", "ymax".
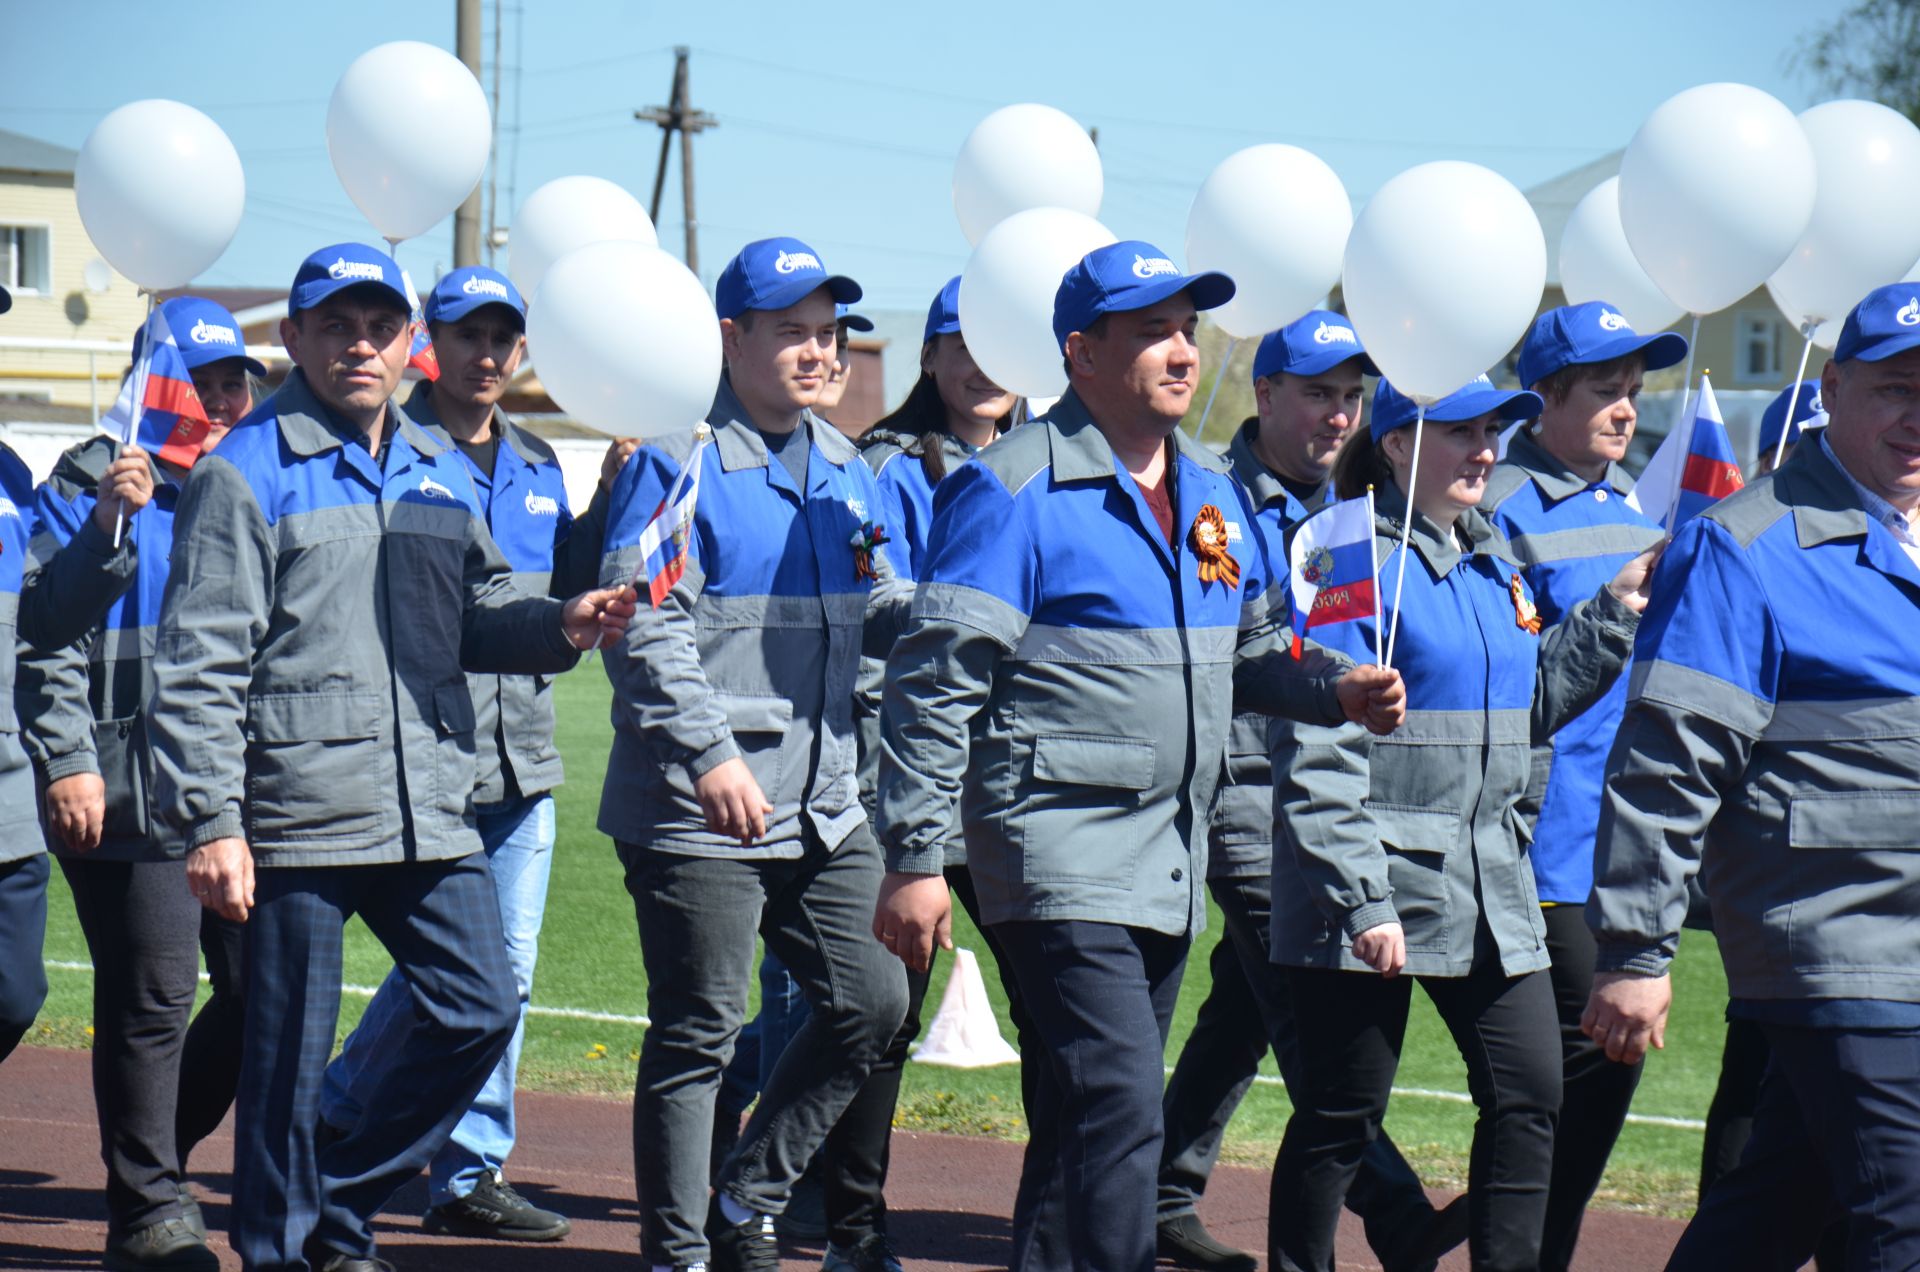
[
  {"xmin": 1019, "ymin": 733, "xmax": 1156, "ymax": 888},
  {"xmin": 1369, "ymin": 802, "xmax": 1461, "ymax": 952},
  {"xmin": 95, "ymin": 713, "xmax": 151, "ymax": 842},
  {"xmin": 716, "ymin": 692, "xmax": 794, "ymax": 802},
  {"xmin": 245, "ymin": 693, "xmax": 385, "ymax": 842},
  {"xmin": 1788, "ymin": 791, "xmax": 1920, "ymax": 849},
  {"xmin": 1784, "ymin": 790, "xmax": 1920, "ymax": 974}
]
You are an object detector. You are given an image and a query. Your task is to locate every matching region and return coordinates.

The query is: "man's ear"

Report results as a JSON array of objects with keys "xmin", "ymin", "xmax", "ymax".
[
  {"xmin": 1254, "ymin": 375, "xmax": 1275, "ymax": 414},
  {"xmin": 280, "ymin": 316, "xmax": 301, "ymax": 363},
  {"xmin": 719, "ymin": 316, "xmax": 741, "ymax": 364},
  {"xmin": 1065, "ymin": 331, "xmax": 1094, "ymax": 381}
]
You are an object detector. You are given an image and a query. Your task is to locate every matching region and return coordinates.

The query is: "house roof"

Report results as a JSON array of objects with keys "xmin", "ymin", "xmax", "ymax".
[
  {"xmin": 1526, "ymin": 150, "xmax": 1623, "ymax": 287},
  {"xmin": 0, "ymin": 128, "xmax": 78, "ymax": 177}
]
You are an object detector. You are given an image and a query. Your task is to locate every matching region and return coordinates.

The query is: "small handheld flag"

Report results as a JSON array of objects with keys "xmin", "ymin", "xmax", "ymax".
[
  {"xmin": 631, "ymin": 423, "xmax": 712, "ymax": 607},
  {"xmin": 1627, "ymin": 373, "xmax": 1743, "ymax": 531},
  {"xmin": 105, "ymin": 306, "xmax": 212, "ymax": 472},
  {"xmin": 1288, "ymin": 492, "xmax": 1381, "ymax": 665},
  {"xmin": 400, "ymin": 267, "xmax": 440, "ymax": 381}
]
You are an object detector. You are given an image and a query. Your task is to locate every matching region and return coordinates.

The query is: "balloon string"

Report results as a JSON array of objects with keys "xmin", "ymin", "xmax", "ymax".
[
  {"xmin": 114, "ymin": 290, "xmax": 158, "ymax": 549},
  {"xmin": 1366, "ymin": 484, "xmax": 1383, "ymax": 670},
  {"xmin": 1190, "ymin": 336, "xmax": 1239, "ymax": 442},
  {"xmin": 1771, "ymin": 324, "xmax": 1817, "ymax": 473},
  {"xmin": 1663, "ymin": 313, "xmax": 1702, "ymax": 538},
  {"xmin": 1383, "ymin": 406, "xmax": 1424, "ymax": 671}
]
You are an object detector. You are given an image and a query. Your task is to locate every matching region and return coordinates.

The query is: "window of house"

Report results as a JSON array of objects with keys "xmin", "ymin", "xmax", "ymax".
[
  {"xmin": 1735, "ymin": 310, "xmax": 1784, "ymax": 384},
  {"xmin": 2, "ymin": 224, "xmax": 51, "ymax": 294}
]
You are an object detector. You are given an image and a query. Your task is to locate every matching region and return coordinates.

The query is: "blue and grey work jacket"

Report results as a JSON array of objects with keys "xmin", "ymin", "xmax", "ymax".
[
  {"xmin": 876, "ymin": 391, "xmax": 1353, "ymax": 939},
  {"xmin": 1590, "ymin": 437, "xmax": 1920, "ymax": 1004},
  {"xmin": 1484, "ymin": 427, "xmax": 1662, "ymax": 904},
  {"xmin": 146, "ymin": 369, "xmax": 582, "ymax": 867},
  {"xmin": 596, "ymin": 378, "xmax": 913, "ymax": 858},
  {"xmin": 1270, "ymin": 486, "xmax": 1638, "ymax": 978},
  {"xmin": 406, "ymin": 382, "xmax": 610, "ymax": 804}
]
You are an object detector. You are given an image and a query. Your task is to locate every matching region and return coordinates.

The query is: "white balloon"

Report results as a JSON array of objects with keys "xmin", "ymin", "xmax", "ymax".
[
  {"xmin": 952, "ymin": 104, "xmax": 1103, "ymax": 246},
  {"xmin": 958, "ymin": 207, "xmax": 1116, "ymax": 400},
  {"xmin": 510, "ymin": 175, "xmax": 658, "ymax": 298},
  {"xmin": 328, "ymin": 41, "xmax": 491, "ymax": 242},
  {"xmin": 1768, "ymin": 100, "xmax": 1920, "ymax": 333},
  {"xmin": 74, "ymin": 100, "xmax": 244, "ymax": 291},
  {"xmin": 1619, "ymin": 83, "xmax": 1815, "ymax": 316},
  {"xmin": 1793, "ymin": 250, "xmax": 1920, "ymax": 349},
  {"xmin": 1559, "ymin": 177, "xmax": 1684, "ymax": 335},
  {"xmin": 1186, "ymin": 144, "xmax": 1352, "ymax": 340},
  {"xmin": 526, "ymin": 241, "xmax": 721, "ymax": 439},
  {"xmin": 1342, "ymin": 161, "xmax": 1547, "ymax": 402}
]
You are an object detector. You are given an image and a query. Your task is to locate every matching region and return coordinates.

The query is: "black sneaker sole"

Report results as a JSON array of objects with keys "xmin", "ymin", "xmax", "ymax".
[{"xmin": 422, "ymin": 1211, "xmax": 572, "ymax": 1243}]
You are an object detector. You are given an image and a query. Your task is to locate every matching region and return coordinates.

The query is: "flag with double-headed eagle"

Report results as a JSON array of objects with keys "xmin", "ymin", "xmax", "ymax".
[
  {"xmin": 632, "ymin": 426, "xmax": 712, "ymax": 607},
  {"xmin": 1286, "ymin": 493, "xmax": 1380, "ymax": 660},
  {"xmin": 400, "ymin": 267, "xmax": 440, "ymax": 381},
  {"xmin": 104, "ymin": 308, "xmax": 212, "ymax": 470}
]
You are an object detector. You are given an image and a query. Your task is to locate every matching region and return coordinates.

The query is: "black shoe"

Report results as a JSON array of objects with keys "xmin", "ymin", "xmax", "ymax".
[
  {"xmin": 423, "ymin": 1170, "xmax": 572, "ymax": 1242},
  {"xmin": 176, "ymin": 1184, "xmax": 206, "ymax": 1242},
  {"xmin": 709, "ymin": 1204, "xmax": 781, "ymax": 1272},
  {"xmin": 1376, "ymin": 1195, "xmax": 1470, "ymax": 1272},
  {"xmin": 315, "ymin": 1254, "xmax": 396, "ymax": 1272},
  {"xmin": 103, "ymin": 1217, "xmax": 219, "ymax": 1271},
  {"xmin": 1156, "ymin": 1213, "xmax": 1257, "ymax": 1272},
  {"xmin": 774, "ymin": 1161, "xmax": 828, "ymax": 1242},
  {"xmin": 823, "ymin": 1231, "xmax": 905, "ymax": 1272}
]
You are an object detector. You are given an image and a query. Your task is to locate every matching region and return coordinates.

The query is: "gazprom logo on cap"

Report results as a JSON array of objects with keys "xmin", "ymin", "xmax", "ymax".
[
  {"xmin": 1313, "ymin": 321, "xmax": 1358, "ymax": 346},
  {"xmin": 1467, "ymin": 375, "xmax": 1495, "ymax": 391},
  {"xmin": 462, "ymin": 275, "xmax": 510, "ymax": 299},
  {"xmin": 774, "ymin": 249, "xmax": 821, "ymax": 275},
  {"xmin": 190, "ymin": 318, "xmax": 238, "ymax": 346},
  {"xmin": 1132, "ymin": 255, "xmax": 1179, "ymax": 279},
  {"xmin": 1897, "ymin": 296, "xmax": 1920, "ymax": 327},
  {"xmin": 329, "ymin": 257, "xmax": 386, "ymax": 283},
  {"xmin": 1598, "ymin": 310, "xmax": 1631, "ymax": 332}
]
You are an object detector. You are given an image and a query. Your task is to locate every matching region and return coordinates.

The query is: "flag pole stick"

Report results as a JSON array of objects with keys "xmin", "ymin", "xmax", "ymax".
[
  {"xmin": 112, "ymin": 290, "xmax": 158, "ymax": 549},
  {"xmin": 1770, "ymin": 322, "xmax": 1818, "ymax": 473},
  {"xmin": 1189, "ymin": 335, "xmax": 1239, "ymax": 442},
  {"xmin": 1663, "ymin": 313, "xmax": 1703, "ymax": 538},
  {"xmin": 1383, "ymin": 407, "xmax": 1424, "ymax": 671},
  {"xmin": 1366, "ymin": 483, "xmax": 1383, "ymax": 669}
]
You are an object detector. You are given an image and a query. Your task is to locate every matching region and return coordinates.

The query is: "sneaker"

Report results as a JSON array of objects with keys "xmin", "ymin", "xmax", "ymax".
[
  {"xmin": 1156, "ymin": 1212, "xmax": 1257, "ymax": 1272},
  {"xmin": 103, "ymin": 1217, "xmax": 219, "ymax": 1270},
  {"xmin": 176, "ymin": 1184, "xmax": 206, "ymax": 1242},
  {"xmin": 823, "ymin": 1231, "xmax": 905, "ymax": 1272},
  {"xmin": 423, "ymin": 1169, "xmax": 572, "ymax": 1242},
  {"xmin": 709, "ymin": 1206, "xmax": 781, "ymax": 1272},
  {"xmin": 773, "ymin": 1162, "xmax": 828, "ymax": 1242}
]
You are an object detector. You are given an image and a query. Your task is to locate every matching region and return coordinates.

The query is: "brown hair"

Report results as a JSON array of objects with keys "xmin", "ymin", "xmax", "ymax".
[
  {"xmin": 1531, "ymin": 352, "xmax": 1644, "ymax": 408},
  {"xmin": 1331, "ymin": 426, "xmax": 1394, "ymax": 501},
  {"xmin": 863, "ymin": 343, "xmax": 1012, "ymax": 485}
]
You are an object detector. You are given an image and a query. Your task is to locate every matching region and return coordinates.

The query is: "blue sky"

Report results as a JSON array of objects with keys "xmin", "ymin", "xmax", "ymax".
[{"xmin": 5, "ymin": 1, "xmax": 1831, "ymax": 317}]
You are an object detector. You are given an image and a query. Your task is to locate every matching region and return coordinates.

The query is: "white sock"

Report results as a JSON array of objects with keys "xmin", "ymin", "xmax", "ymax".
[{"xmin": 717, "ymin": 1194, "xmax": 756, "ymax": 1228}]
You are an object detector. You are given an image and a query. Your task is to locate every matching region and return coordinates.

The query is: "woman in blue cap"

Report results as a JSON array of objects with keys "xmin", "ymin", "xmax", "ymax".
[
  {"xmin": 16, "ymin": 295, "xmax": 264, "ymax": 1269},
  {"xmin": 1266, "ymin": 375, "xmax": 1658, "ymax": 1272}
]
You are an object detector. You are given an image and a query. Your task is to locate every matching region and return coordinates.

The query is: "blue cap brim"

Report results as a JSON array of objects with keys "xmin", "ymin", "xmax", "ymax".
[
  {"xmin": 1276, "ymin": 348, "xmax": 1382, "ymax": 379},
  {"xmin": 1583, "ymin": 329, "xmax": 1689, "ymax": 374},
  {"xmin": 428, "ymin": 295, "xmax": 527, "ymax": 329},
  {"xmin": 1104, "ymin": 270, "xmax": 1237, "ymax": 320},
  {"xmin": 1428, "ymin": 386, "xmax": 1544, "ymax": 423},
  {"xmin": 840, "ymin": 313, "xmax": 874, "ymax": 333},
  {"xmin": 925, "ymin": 316, "xmax": 962, "ymax": 342},
  {"xmin": 748, "ymin": 274, "xmax": 862, "ymax": 316},
  {"xmin": 1848, "ymin": 329, "xmax": 1920, "ymax": 363},
  {"xmin": 186, "ymin": 350, "xmax": 269, "ymax": 378},
  {"xmin": 0, "ymin": 284, "xmax": 11, "ymax": 315},
  {"xmin": 290, "ymin": 276, "xmax": 411, "ymax": 317}
]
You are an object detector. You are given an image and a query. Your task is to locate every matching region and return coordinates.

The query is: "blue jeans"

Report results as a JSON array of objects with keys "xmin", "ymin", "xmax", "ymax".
[{"xmin": 322, "ymin": 793, "xmax": 556, "ymax": 1205}]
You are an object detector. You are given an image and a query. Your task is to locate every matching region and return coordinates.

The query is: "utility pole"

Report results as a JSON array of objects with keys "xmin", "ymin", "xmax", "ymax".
[
  {"xmin": 453, "ymin": 0, "xmax": 483, "ymax": 267},
  {"xmin": 636, "ymin": 46, "xmax": 716, "ymax": 276},
  {"xmin": 484, "ymin": 0, "xmax": 504, "ymax": 265}
]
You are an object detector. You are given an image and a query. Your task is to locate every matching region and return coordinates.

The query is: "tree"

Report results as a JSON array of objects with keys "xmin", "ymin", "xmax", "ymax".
[{"xmin": 1793, "ymin": 0, "xmax": 1920, "ymax": 126}]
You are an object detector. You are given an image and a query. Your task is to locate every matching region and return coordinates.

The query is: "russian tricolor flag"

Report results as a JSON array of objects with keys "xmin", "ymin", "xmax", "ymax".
[
  {"xmin": 104, "ymin": 308, "xmax": 212, "ymax": 470},
  {"xmin": 1288, "ymin": 493, "xmax": 1381, "ymax": 661},
  {"xmin": 401, "ymin": 267, "xmax": 440, "ymax": 381},
  {"xmin": 631, "ymin": 428, "xmax": 712, "ymax": 607},
  {"xmin": 1627, "ymin": 374, "xmax": 1744, "ymax": 530}
]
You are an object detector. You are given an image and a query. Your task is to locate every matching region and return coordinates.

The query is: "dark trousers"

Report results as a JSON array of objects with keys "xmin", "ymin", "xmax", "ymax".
[
  {"xmin": 947, "ymin": 865, "xmax": 1042, "ymax": 1124},
  {"xmin": 620, "ymin": 826, "xmax": 909, "ymax": 1269},
  {"xmin": 1672, "ymin": 1022, "xmax": 1915, "ymax": 1271},
  {"xmin": 60, "ymin": 856, "xmax": 203, "ymax": 1233},
  {"xmin": 1159, "ymin": 874, "xmax": 1433, "ymax": 1254},
  {"xmin": 234, "ymin": 856, "xmax": 516, "ymax": 1271},
  {"xmin": 178, "ymin": 907, "xmax": 246, "ymax": 1171},
  {"xmin": 822, "ymin": 962, "xmax": 931, "ymax": 1245},
  {"xmin": 1273, "ymin": 959, "xmax": 1561, "ymax": 1272},
  {"xmin": 1539, "ymin": 903, "xmax": 1642, "ymax": 1271},
  {"xmin": 994, "ymin": 919, "xmax": 1189, "ymax": 1272},
  {"xmin": 0, "ymin": 853, "xmax": 49, "ymax": 1064}
]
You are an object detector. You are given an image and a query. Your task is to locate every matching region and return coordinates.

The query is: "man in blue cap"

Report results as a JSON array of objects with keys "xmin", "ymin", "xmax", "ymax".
[
  {"xmin": 1478, "ymin": 299, "xmax": 1686, "ymax": 1271},
  {"xmin": 146, "ymin": 242, "xmax": 637, "ymax": 1272},
  {"xmin": 818, "ymin": 303, "xmax": 874, "ymax": 440},
  {"xmin": 598, "ymin": 236, "xmax": 912, "ymax": 1272},
  {"xmin": 318, "ymin": 264, "xmax": 634, "ymax": 1244},
  {"xmin": 873, "ymin": 242, "xmax": 1406, "ymax": 1272},
  {"xmin": 1154, "ymin": 310, "xmax": 1456, "ymax": 1272},
  {"xmin": 1754, "ymin": 379, "xmax": 1825, "ymax": 477},
  {"xmin": 1585, "ymin": 281, "xmax": 1920, "ymax": 1269}
]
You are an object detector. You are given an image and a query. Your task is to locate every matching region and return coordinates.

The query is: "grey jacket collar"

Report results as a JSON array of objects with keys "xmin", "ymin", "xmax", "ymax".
[
  {"xmin": 273, "ymin": 369, "xmax": 443, "ymax": 461},
  {"xmin": 1784, "ymin": 431, "xmax": 1888, "ymax": 548},
  {"xmin": 404, "ymin": 381, "xmax": 545, "ymax": 467},
  {"xmin": 708, "ymin": 376, "xmax": 858, "ymax": 474},
  {"xmin": 1044, "ymin": 389, "xmax": 1231, "ymax": 483},
  {"xmin": 1225, "ymin": 417, "xmax": 1323, "ymax": 512},
  {"xmin": 1373, "ymin": 480, "xmax": 1518, "ymax": 577},
  {"xmin": 1505, "ymin": 426, "xmax": 1635, "ymax": 501}
]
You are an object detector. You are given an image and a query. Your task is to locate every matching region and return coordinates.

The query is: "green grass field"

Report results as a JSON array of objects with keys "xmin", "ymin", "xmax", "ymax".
[{"xmin": 30, "ymin": 667, "xmax": 1729, "ymax": 1216}]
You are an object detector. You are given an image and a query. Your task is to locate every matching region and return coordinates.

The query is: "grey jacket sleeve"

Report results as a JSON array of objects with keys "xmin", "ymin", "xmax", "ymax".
[
  {"xmin": 460, "ymin": 514, "xmax": 581, "ymax": 675},
  {"xmin": 600, "ymin": 537, "xmax": 737, "ymax": 777},
  {"xmin": 147, "ymin": 456, "xmax": 274, "ymax": 849},
  {"xmin": 17, "ymin": 514, "xmax": 137, "ymax": 652},
  {"xmin": 861, "ymin": 535, "xmax": 916, "ymax": 659},
  {"xmin": 1531, "ymin": 585, "xmax": 1640, "ymax": 742},
  {"xmin": 16, "ymin": 630, "xmax": 98, "ymax": 783},
  {"xmin": 1272, "ymin": 716, "xmax": 1395, "ymax": 937}
]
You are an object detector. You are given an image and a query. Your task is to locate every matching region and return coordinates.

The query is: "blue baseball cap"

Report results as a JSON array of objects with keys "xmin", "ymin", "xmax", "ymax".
[
  {"xmin": 836, "ymin": 303, "xmax": 873, "ymax": 334},
  {"xmin": 1370, "ymin": 376, "xmax": 1544, "ymax": 442},
  {"xmin": 714, "ymin": 237, "xmax": 861, "ymax": 320},
  {"xmin": 1251, "ymin": 309, "xmax": 1380, "ymax": 383},
  {"xmin": 425, "ymin": 265, "xmax": 525, "ymax": 329},
  {"xmin": 924, "ymin": 276, "xmax": 963, "ymax": 343},
  {"xmin": 1052, "ymin": 240, "xmax": 1234, "ymax": 352},
  {"xmin": 0, "ymin": 284, "xmax": 10, "ymax": 315},
  {"xmin": 289, "ymin": 242, "xmax": 410, "ymax": 317},
  {"xmin": 1516, "ymin": 301, "xmax": 1689, "ymax": 390},
  {"xmin": 1834, "ymin": 284, "xmax": 1920, "ymax": 363},
  {"xmin": 135, "ymin": 297, "xmax": 267, "ymax": 376},
  {"xmin": 1758, "ymin": 379, "xmax": 1826, "ymax": 459}
]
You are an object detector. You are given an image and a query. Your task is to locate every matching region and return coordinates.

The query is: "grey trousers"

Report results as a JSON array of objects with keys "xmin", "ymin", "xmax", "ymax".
[{"xmin": 619, "ymin": 823, "xmax": 909, "ymax": 1269}]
